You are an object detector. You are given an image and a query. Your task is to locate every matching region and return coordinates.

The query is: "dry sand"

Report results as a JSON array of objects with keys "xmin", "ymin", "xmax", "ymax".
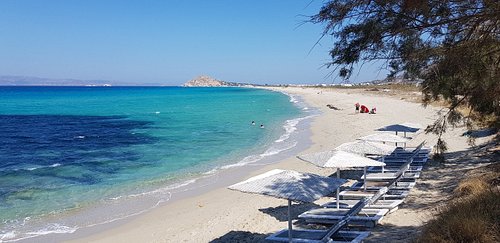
[{"xmin": 64, "ymin": 87, "xmax": 495, "ymax": 243}]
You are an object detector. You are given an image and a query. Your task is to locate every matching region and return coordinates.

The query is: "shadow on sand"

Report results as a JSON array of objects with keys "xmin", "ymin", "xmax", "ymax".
[
  {"xmin": 258, "ymin": 202, "xmax": 318, "ymax": 223},
  {"xmin": 210, "ymin": 231, "xmax": 268, "ymax": 243},
  {"xmin": 364, "ymin": 224, "xmax": 421, "ymax": 243}
]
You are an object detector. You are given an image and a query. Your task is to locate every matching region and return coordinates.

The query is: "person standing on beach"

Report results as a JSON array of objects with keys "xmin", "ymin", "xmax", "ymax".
[{"xmin": 355, "ymin": 103, "xmax": 360, "ymax": 113}]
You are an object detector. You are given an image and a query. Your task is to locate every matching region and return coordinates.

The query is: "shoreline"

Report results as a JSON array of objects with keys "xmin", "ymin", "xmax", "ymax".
[{"xmin": 26, "ymin": 86, "xmax": 495, "ymax": 242}]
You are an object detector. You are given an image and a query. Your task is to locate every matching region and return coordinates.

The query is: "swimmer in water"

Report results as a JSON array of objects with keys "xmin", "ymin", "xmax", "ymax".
[
  {"xmin": 251, "ymin": 121, "xmax": 255, "ymax": 125},
  {"xmin": 260, "ymin": 124, "xmax": 264, "ymax": 128}
]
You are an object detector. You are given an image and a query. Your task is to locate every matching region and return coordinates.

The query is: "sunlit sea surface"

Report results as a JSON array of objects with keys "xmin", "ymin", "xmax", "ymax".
[{"xmin": 0, "ymin": 86, "xmax": 308, "ymax": 241}]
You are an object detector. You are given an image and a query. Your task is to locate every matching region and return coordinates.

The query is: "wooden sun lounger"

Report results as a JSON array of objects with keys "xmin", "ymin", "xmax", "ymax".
[
  {"xmin": 299, "ymin": 208, "xmax": 389, "ymax": 228},
  {"xmin": 321, "ymin": 199, "xmax": 403, "ymax": 214},
  {"xmin": 363, "ymin": 147, "xmax": 424, "ymax": 181},
  {"xmin": 339, "ymin": 189, "xmax": 409, "ymax": 200},
  {"xmin": 383, "ymin": 162, "xmax": 426, "ymax": 168},
  {"xmin": 386, "ymin": 150, "xmax": 430, "ymax": 157},
  {"xmin": 266, "ymin": 229, "xmax": 370, "ymax": 243},
  {"xmin": 389, "ymin": 150, "xmax": 430, "ymax": 156},
  {"xmin": 392, "ymin": 142, "xmax": 428, "ymax": 155},
  {"xmin": 367, "ymin": 165, "xmax": 423, "ymax": 173},
  {"xmin": 386, "ymin": 155, "xmax": 427, "ymax": 161},
  {"xmin": 267, "ymin": 189, "xmax": 389, "ymax": 242},
  {"xmin": 385, "ymin": 153, "xmax": 429, "ymax": 159},
  {"xmin": 361, "ymin": 171, "xmax": 421, "ymax": 181},
  {"xmin": 393, "ymin": 146, "xmax": 431, "ymax": 153},
  {"xmin": 382, "ymin": 157, "xmax": 428, "ymax": 164},
  {"xmin": 350, "ymin": 181, "xmax": 416, "ymax": 190}
]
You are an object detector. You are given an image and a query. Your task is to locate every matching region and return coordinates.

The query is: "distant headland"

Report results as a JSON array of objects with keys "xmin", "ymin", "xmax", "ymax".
[{"xmin": 183, "ymin": 75, "xmax": 250, "ymax": 87}]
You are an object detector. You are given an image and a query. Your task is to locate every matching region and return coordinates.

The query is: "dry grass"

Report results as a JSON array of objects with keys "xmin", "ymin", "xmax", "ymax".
[
  {"xmin": 415, "ymin": 163, "xmax": 500, "ymax": 243},
  {"xmin": 453, "ymin": 175, "xmax": 497, "ymax": 198},
  {"xmin": 415, "ymin": 190, "xmax": 500, "ymax": 243}
]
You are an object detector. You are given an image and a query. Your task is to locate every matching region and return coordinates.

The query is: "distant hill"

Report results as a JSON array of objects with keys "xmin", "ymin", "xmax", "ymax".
[
  {"xmin": 0, "ymin": 75, "xmax": 119, "ymax": 86},
  {"xmin": 183, "ymin": 75, "xmax": 250, "ymax": 87},
  {"xmin": 0, "ymin": 75, "xmax": 168, "ymax": 86}
]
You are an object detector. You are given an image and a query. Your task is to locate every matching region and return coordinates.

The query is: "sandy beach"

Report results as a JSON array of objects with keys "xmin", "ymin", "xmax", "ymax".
[{"xmin": 55, "ymin": 86, "xmax": 494, "ymax": 243}]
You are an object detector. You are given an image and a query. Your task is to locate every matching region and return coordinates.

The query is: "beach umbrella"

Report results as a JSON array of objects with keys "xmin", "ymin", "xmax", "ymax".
[
  {"xmin": 297, "ymin": 150, "xmax": 385, "ymax": 208},
  {"xmin": 377, "ymin": 122, "xmax": 422, "ymax": 137},
  {"xmin": 335, "ymin": 140, "xmax": 396, "ymax": 156},
  {"xmin": 336, "ymin": 140, "xmax": 396, "ymax": 173},
  {"xmin": 358, "ymin": 132, "xmax": 411, "ymax": 147},
  {"xmin": 228, "ymin": 169, "xmax": 346, "ymax": 243}
]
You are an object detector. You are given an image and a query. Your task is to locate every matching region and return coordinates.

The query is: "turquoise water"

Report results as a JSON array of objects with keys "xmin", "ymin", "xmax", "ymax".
[{"xmin": 0, "ymin": 86, "xmax": 304, "ymax": 241}]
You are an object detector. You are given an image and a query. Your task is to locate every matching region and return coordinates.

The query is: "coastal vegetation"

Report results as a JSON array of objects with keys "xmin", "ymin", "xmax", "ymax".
[
  {"xmin": 311, "ymin": 0, "xmax": 500, "ymax": 156},
  {"xmin": 416, "ymin": 162, "xmax": 500, "ymax": 243},
  {"xmin": 312, "ymin": 1, "xmax": 500, "ymax": 242}
]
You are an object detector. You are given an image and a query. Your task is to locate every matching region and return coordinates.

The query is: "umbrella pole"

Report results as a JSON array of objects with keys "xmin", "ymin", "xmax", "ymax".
[
  {"xmin": 336, "ymin": 170, "xmax": 340, "ymax": 209},
  {"xmin": 363, "ymin": 166, "xmax": 367, "ymax": 191},
  {"xmin": 382, "ymin": 156, "xmax": 385, "ymax": 173},
  {"xmin": 288, "ymin": 199, "xmax": 292, "ymax": 243}
]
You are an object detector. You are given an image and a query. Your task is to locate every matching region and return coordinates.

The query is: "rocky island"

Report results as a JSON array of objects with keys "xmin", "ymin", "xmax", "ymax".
[{"xmin": 183, "ymin": 75, "xmax": 249, "ymax": 87}]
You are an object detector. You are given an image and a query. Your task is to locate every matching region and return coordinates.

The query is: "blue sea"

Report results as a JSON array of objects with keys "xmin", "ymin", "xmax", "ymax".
[{"xmin": 0, "ymin": 86, "xmax": 310, "ymax": 241}]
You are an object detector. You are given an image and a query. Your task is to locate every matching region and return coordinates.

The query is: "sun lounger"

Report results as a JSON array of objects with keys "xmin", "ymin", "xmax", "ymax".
[
  {"xmin": 361, "ymin": 171, "xmax": 421, "ymax": 180},
  {"xmin": 394, "ymin": 143, "xmax": 429, "ymax": 156},
  {"xmin": 381, "ymin": 162, "xmax": 426, "ymax": 168},
  {"xmin": 321, "ymin": 199, "xmax": 403, "ymax": 214},
  {"xmin": 299, "ymin": 208, "xmax": 389, "ymax": 227},
  {"xmin": 389, "ymin": 150, "xmax": 430, "ymax": 158},
  {"xmin": 389, "ymin": 150, "xmax": 430, "ymax": 156},
  {"xmin": 339, "ymin": 189, "xmax": 409, "ymax": 200},
  {"xmin": 386, "ymin": 150, "xmax": 430, "ymax": 157},
  {"xmin": 266, "ymin": 229, "xmax": 370, "ymax": 243},
  {"xmin": 367, "ymin": 165, "xmax": 423, "ymax": 173},
  {"xmin": 393, "ymin": 145, "xmax": 431, "ymax": 153},
  {"xmin": 350, "ymin": 181, "xmax": 416, "ymax": 190},
  {"xmin": 381, "ymin": 154, "xmax": 429, "ymax": 163},
  {"xmin": 383, "ymin": 162, "xmax": 426, "ymax": 168},
  {"xmin": 382, "ymin": 157, "xmax": 428, "ymax": 163},
  {"xmin": 385, "ymin": 152, "xmax": 429, "ymax": 158},
  {"xmin": 362, "ymin": 150, "xmax": 422, "ymax": 182},
  {"xmin": 382, "ymin": 158, "xmax": 428, "ymax": 165},
  {"xmin": 266, "ymin": 188, "xmax": 388, "ymax": 242}
]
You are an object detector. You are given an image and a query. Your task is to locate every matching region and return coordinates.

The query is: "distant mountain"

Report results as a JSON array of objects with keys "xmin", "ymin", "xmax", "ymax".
[
  {"xmin": 0, "ymin": 75, "xmax": 120, "ymax": 86},
  {"xmin": 0, "ymin": 75, "xmax": 170, "ymax": 86},
  {"xmin": 183, "ymin": 75, "xmax": 250, "ymax": 87}
]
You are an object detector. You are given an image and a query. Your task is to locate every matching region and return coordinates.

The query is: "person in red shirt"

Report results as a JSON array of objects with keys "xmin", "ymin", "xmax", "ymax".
[{"xmin": 360, "ymin": 105, "xmax": 369, "ymax": 113}]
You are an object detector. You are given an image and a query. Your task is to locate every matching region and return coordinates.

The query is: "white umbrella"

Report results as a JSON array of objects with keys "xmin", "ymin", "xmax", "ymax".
[
  {"xmin": 377, "ymin": 122, "xmax": 422, "ymax": 137},
  {"xmin": 336, "ymin": 140, "xmax": 396, "ymax": 173},
  {"xmin": 297, "ymin": 150, "xmax": 385, "ymax": 208},
  {"xmin": 298, "ymin": 150, "xmax": 386, "ymax": 168},
  {"xmin": 335, "ymin": 140, "xmax": 396, "ymax": 156},
  {"xmin": 358, "ymin": 132, "xmax": 411, "ymax": 147},
  {"xmin": 228, "ymin": 169, "xmax": 346, "ymax": 243}
]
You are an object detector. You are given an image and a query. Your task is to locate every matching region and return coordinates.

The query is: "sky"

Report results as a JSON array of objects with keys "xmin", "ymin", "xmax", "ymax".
[{"xmin": 0, "ymin": 0, "xmax": 389, "ymax": 85}]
